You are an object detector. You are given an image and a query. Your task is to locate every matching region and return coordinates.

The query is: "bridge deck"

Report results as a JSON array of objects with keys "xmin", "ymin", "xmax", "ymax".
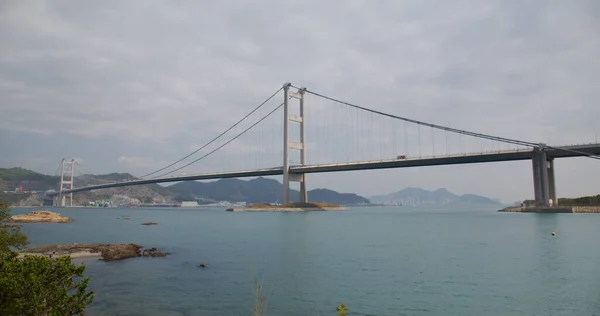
[{"xmin": 51, "ymin": 144, "xmax": 600, "ymax": 196}]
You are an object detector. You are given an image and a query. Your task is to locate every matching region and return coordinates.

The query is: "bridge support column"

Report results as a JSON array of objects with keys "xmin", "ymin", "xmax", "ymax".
[
  {"xmin": 282, "ymin": 83, "xmax": 308, "ymax": 204},
  {"xmin": 532, "ymin": 144, "xmax": 553, "ymax": 207},
  {"xmin": 548, "ymin": 158, "xmax": 557, "ymax": 206},
  {"xmin": 531, "ymin": 155, "xmax": 541, "ymax": 205},
  {"xmin": 59, "ymin": 158, "xmax": 75, "ymax": 207}
]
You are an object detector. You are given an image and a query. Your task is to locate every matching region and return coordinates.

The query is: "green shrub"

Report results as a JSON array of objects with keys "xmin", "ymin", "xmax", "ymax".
[
  {"xmin": 0, "ymin": 202, "xmax": 94, "ymax": 315},
  {"xmin": 336, "ymin": 302, "xmax": 348, "ymax": 316},
  {"xmin": 0, "ymin": 202, "xmax": 28, "ymax": 254},
  {"xmin": 0, "ymin": 253, "xmax": 94, "ymax": 315}
]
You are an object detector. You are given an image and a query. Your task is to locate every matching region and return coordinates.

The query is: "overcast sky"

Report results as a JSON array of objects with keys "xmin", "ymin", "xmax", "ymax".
[{"xmin": 1, "ymin": 0, "xmax": 599, "ymax": 203}]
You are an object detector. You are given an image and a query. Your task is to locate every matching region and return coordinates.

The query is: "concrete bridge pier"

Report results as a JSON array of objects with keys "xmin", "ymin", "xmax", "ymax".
[
  {"xmin": 532, "ymin": 144, "xmax": 557, "ymax": 207},
  {"xmin": 52, "ymin": 194, "xmax": 64, "ymax": 207},
  {"xmin": 547, "ymin": 158, "xmax": 557, "ymax": 206}
]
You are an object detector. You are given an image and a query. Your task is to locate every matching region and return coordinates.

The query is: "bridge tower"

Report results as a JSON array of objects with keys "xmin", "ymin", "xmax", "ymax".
[
  {"xmin": 282, "ymin": 83, "xmax": 307, "ymax": 205},
  {"xmin": 58, "ymin": 158, "xmax": 75, "ymax": 207},
  {"xmin": 532, "ymin": 144, "xmax": 557, "ymax": 207}
]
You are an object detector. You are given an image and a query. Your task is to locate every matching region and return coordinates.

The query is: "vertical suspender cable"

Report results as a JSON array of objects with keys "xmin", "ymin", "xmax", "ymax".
[
  {"xmin": 431, "ymin": 126, "xmax": 435, "ymax": 157},
  {"xmin": 404, "ymin": 120, "xmax": 408, "ymax": 157},
  {"xmin": 418, "ymin": 124, "xmax": 421, "ymax": 158}
]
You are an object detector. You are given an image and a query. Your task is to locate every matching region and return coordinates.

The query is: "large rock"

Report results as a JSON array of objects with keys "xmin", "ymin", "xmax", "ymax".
[
  {"xmin": 142, "ymin": 247, "xmax": 170, "ymax": 257},
  {"xmin": 8, "ymin": 210, "xmax": 71, "ymax": 223},
  {"xmin": 20, "ymin": 243, "xmax": 170, "ymax": 261},
  {"xmin": 101, "ymin": 244, "xmax": 142, "ymax": 261}
]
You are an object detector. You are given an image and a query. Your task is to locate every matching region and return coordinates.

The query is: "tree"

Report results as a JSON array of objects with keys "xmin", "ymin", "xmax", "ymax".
[
  {"xmin": 0, "ymin": 253, "xmax": 94, "ymax": 315},
  {"xmin": 0, "ymin": 203, "xmax": 94, "ymax": 315},
  {"xmin": 0, "ymin": 202, "xmax": 28, "ymax": 254}
]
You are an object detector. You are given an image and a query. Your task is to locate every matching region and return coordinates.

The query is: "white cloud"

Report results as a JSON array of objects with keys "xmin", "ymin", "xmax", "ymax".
[
  {"xmin": 1, "ymin": 0, "xmax": 600, "ymax": 202},
  {"xmin": 117, "ymin": 156, "xmax": 168, "ymax": 170}
]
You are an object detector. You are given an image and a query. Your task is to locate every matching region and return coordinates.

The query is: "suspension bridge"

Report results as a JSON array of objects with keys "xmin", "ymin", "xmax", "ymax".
[{"xmin": 49, "ymin": 83, "xmax": 600, "ymax": 207}]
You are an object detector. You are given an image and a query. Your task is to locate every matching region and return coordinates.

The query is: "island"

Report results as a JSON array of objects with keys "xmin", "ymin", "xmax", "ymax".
[
  {"xmin": 19, "ymin": 243, "xmax": 170, "ymax": 261},
  {"xmin": 8, "ymin": 210, "xmax": 72, "ymax": 223},
  {"xmin": 226, "ymin": 202, "xmax": 347, "ymax": 212}
]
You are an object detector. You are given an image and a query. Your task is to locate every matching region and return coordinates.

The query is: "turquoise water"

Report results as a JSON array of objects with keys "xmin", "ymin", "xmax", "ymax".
[{"xmin": 12, "ymin": 206, "xmax": 600, "ymax": 316}]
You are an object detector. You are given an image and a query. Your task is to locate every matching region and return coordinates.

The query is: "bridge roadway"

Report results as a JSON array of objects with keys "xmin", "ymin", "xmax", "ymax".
[{"xmin": 51, "ymin": 144, "xmax": 600, "ymax": 196}]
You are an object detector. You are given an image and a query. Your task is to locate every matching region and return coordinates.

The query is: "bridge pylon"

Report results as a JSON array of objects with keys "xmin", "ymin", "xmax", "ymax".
[
  {"xmin": 58, "ymin": 158, "xmax": 75, "ymax": 207},
  {"xmin": 282, "ymin": 83, "xmax": 307, "ymax": 204},
  {"xmin": 532, "ymin": 144, "xmax": 557, "ymax": 207}
]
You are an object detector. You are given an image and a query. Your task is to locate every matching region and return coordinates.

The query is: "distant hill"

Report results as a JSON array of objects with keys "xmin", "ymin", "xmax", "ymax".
[
  {"xmin": 369, "ymin": 187, "xmax": 501, "ymax": 206},
  {"xmin": 0, "ymin": 168, "xmax": 60, "ymax": 192},
  {"xmin": 0, "ymin": 168, "xmax": 369, "ymax": 206},
  {"xmin": 0, "ymin": 167, "xmax": 173, "ymax": 206},
  {"xmin": 166, "ymin": 177, "xmax": 370, "ymax": 205},
  {"xmin": 305, "ymin": 188, "xmax": 368, "ymax": 205},
  {"xmin": 76, "ymin": 173, "xmax": 172, "ymax": 197}
]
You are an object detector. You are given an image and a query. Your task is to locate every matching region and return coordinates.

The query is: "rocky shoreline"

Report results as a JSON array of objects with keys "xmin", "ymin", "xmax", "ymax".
[
  {"xmin": 227, "ymin": 202, "xmax": 348, "ymax": 212},
  {"xmin": 227, "ymin": 206, "xmax": 348, "ymax": 212},
  {"xmin": 571, "ymin": 206, "xmax": 600, "ymax": 213},
  {"xmin": 19, "ymin": 243, "xmax": 170, "ymax": 261},
  {"xmin": 499, "ymin": 206, "xmax": 600, "ymax": 213},
  {"xmin": 8, "ymin": 210, "xmax": 72, "ymax": 223}
]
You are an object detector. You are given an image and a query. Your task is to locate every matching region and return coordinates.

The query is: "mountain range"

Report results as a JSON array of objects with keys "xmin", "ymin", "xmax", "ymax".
[
  {"xmin": 0, "ymin": 168, "xmax": 368, "ymax": 206},
  {"xmin": 1, "ymin": 167, "xmax": 501, "ymax": 207},
  {"xmin": 168, "ymin": 177, "xmax": 369, "ymax": 205},
  {"xmin": 368, "ymin": 187, "xmax": 502, "ymax": 206}
]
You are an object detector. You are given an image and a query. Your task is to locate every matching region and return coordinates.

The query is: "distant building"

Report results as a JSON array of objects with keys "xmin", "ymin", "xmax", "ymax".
[{"xmin": 181, "ymin": 201, "xmax": 199, "ymax": 207}]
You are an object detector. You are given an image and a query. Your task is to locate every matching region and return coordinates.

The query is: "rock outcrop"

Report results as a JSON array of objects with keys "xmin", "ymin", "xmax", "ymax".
[
  {"xmin": 499, "ymin": 205, "xmax": 600, "ymax": 213},
  {"xmin": 8, "ymin": 210, "xmax": 72, "ymax": 223},
  {"xmin": 141, "ymin": 247, "xmax": 170, "ymax": 257},
  {"xmin": 100, "ymin": 244, "xmax": 143, "ymax": 261},
  {"xmin": 20, "ymin": 243, "xmax": 170, "ymax": 261},
  {"xmin": 572, "ymin": 206, "xmax": 600, "ymax": 213},
  {"xmin": 227, "ymin": 202, "xmax": 348, "ymax": 212}
]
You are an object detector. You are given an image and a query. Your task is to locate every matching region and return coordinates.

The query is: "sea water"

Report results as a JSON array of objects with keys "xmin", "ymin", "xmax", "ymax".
[{"xmin": 12, "ymin": 206, "xmax": 600, "ymax": 316}]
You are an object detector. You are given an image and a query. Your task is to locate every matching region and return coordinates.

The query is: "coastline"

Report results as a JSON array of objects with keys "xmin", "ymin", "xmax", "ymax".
[
  {"xmin": 18, "ymin": 243, "xmax": 170, "ymax": 261},
  {"xmin": 227, "ymin": 206, "xmax": 348, "ymax": 212},
  {"xmin": 227, "ymin": 202, "xmax": 348, "ymax": 212},
  {"xmin": 498, "ymin": 205, "xmax": 600, "ymax": 213},
  {"xmin": 18, "ymin": 250, "xmax": 101, "ymax": 259}
]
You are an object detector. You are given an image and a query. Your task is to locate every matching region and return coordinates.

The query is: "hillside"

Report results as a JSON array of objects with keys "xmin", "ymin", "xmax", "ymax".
[
  {"xmin": 166, "ymin": 177, "xmax": 370, "ymax": 205},
  {"xmin": 0, "ymin": 168, "xmax": 60, "ymax": 192},
  {"xmin": 305, "ymin": 188, "xmax": 368, "ymax": 205},
  {"xmin": 0, "ymin": 167, "xmax": 171, "ymax": 206},
  {"xmin": 369, "ymin": 187, "xmax": 501, "ymax": 206},
  {"xmin": 0, "ymin": 168, "xmax": 369, "ymax": 206}
]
